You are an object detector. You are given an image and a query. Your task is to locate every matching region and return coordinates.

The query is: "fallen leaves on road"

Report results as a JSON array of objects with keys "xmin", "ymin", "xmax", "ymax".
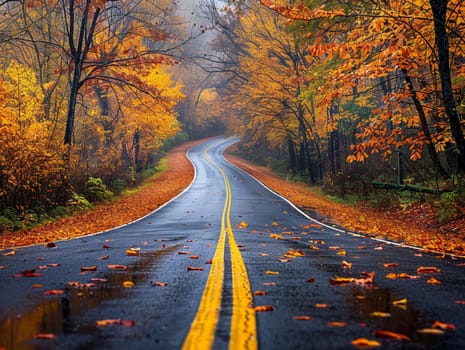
[
  {"xmin": 44, "ymin": 289, "xmax": 64, "ymax": 295},
  {"xmin": 417, "ymin": 266, "xmax": 440, "ymax": 274},
  {"xmin": 293, "ymin": 315, "xmax": 312, "ymax": 320},
  {"xmin": 351, "ymin": 337, "xmax": 381, "ymax": 349},
  {"xmin": 373, "ymin": 330, "xmax": 410, "ymax": 341},
  {"xmin": 107, "ymin": 264, "xmax": 127, "ymax": 270},
  {"xmin": 80, "ymin": 266, "xmax": 97, "ymax": 272},
  {"xmin": 254, "ymin": 305, "xmax": 274, "ymax": 312},
  {"xmin": 187, "ymin": 266, "xmax": 204, "ymax": 271},
  {"xmin": 96, "ymin": 319, "xmax": 135, "ymax": 327}
]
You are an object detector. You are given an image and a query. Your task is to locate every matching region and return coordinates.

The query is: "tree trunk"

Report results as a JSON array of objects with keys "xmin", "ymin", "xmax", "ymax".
[
  {"xmin": 402, "ymin": 70, "xmax": 449, "ymax": 177},
  {"xmin": 429, "ymin": 0, "xmax": 465, "ymax": 172}
]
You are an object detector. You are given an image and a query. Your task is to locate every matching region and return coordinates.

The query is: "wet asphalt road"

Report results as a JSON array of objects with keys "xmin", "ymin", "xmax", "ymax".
[{"xmin": 1, "ymin": 137, "xmax": 465, "ymax": 350}]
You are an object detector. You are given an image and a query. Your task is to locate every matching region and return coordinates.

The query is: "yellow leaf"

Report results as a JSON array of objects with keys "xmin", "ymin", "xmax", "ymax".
[
  {"xmin": 123, "ymin": 281, "xmax": 135, "ymax": 288},
  {"xmin": 265, "ymin": 270, "xmax": 279, "ymax": 275}
]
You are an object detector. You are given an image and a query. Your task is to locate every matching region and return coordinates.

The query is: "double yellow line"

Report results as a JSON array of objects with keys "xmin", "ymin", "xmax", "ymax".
[{"xmin": 182, "ymin": 144, "xmax": 257, "ymax": 350}]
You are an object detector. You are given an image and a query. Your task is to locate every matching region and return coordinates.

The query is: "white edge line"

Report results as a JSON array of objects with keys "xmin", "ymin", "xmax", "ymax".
[
  {"xmin": 4, "ymin": 146, "xmax": 199, "ymax": 251},
  {"xmin": 221, "ymin": 137, "xmax": 424, "ymax": 253}
]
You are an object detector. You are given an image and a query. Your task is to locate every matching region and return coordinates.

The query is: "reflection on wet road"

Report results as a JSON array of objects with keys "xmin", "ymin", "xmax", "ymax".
[{"xmin": 1, "ymin": 137, "xmax": 465, "ymax": 349}]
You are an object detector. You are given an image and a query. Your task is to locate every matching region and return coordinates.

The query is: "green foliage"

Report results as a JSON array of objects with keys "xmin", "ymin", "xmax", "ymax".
[
  {"xmin": 110, "ymin": 179, "xmax": 128, "ymax": 195},
  {"xmin": 436, "ymin": 191, "xmax": 460, "ymax": 223},
  {"xmin": 67, "ymin": 193, "xmax": 92, "ymax": 210},
  {"xmin": 0, "ymin": 208, "xmax": 25, "ymax": 232},
  {"xmin": 85, "ymin": 177, "xmax": 114, "ymax": 203}
]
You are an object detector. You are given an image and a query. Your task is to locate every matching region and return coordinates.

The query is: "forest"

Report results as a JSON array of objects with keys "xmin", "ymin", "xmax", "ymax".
[{"xmin": 1, "ymin": 0, "xmax": 464, "ymax": 232}]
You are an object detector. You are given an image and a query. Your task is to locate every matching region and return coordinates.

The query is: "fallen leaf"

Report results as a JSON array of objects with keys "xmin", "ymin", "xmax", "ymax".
[
  {"xmin": 416, "ymin": 266, "xmax": 440, "ymax": 274},
  {"xmin": 263, "ymin": 282, "xmax": 276, "ymax": 286},
  {"xmin": 107, "ymin": 264, "xmax": 127, "ymax": 270},
  {"xmin": 373, "ymin": 330, "xmax": 410, "ymax": 341},
  {"xmin": 306, "ymin": 278, "xmax": 315, "ymax": 283},
  {"xmin": 31, "ymin": 283, "xmax": 43, "ymax": 288},
  {"xmin": 123, "ymin": 281, "xmax": 134, "ymax": 288},
  {"xmin": 44, "ymin": 289, "xmax": 64, "ymax": 295},
  {"xmin": 455, "ymin": 300, "xmax": 465, "ymax": 305},
  {"xmin": 370, "ymin": 312, "xmax": 391, "ymax": 318},
  {"xmin": 96, "ymin": 319, "xmax": 121, "ymax": 327},
  {"xmin": 254, "ymin": 290, "xmax": 266, "ymax": 296},
  {"xmin": 205, "ymin": 260, "xmax": 213, "ymax": 264},
  {"xmin": 417, "ymin": 328, "xmax": 445, "ymax": 335},
  {"xmin": 337, "ymin": 250, "xmax": 347, "ymax": 256},
  {"xmin": 328, "ymin": 321, "xmax": 347, "ymax": 327},
  {"xmin": 120, "ymin": 319, "xmax": 135, "ymax": 327},
  {"xmin": 238, "ymin": 221, "xmax": 249, "ymax": 228},
  {"xmin": 187, "ymin": 266, "xmax": 204, "ymax": 271},
  {"xmin": 269, "ymin": 234, "xmax": 283, "ymax": 240},
  {"xmin": 432, "ymin": 320, "xmax": 455, "ymax": 331},
  {"xmin": 98, "ymin": 255, "xmax": 109, "ymax": 260},
  {"xmin": 178, "ymin": 251, "xmax": 191, "ymax": 255},
  {"xmin": 189, "ymin": 255, "xmax": 199, "ymax": 259},
  {"xmin": 351, "ymin": 337, "xmax": 381, "ymax": 349},
  {"xmin": 80, "ymin": 266, "xmax": 97, "ymax": 272},
  {"xmin": 254, "ymin": 305, "xmax": 274, "ymax": 312},
  {"xmin": 427, "ymin": 277, "xmax": 441, "ymax": 284},
  {"xmin": 329, "ymin": 276, "xmax": 354, "ymax": 285},
  {"xmin": 46, "ymin": 242, "xmax": 57, "ymax": 248},
  {"xmin": 33, "ymin": 333, "xmax": 57, "ymax": 339},
  {"xmin": 2, "ymin": 250, "xmax": 15, "ymax": 256},
  {"xmin": 293, "ymin": 315, "xmax": 312, "ymax": 320},
  {"xmin": 392, "ymin": 298, "xmax": 407, "ymax": 306},
  {"xmin": 153, "ymin": 281, "xmax": 168, "ymax": 287},
  {"xmin": 382, "ymin": 263, "xmax": 399, "ymax": 268},
  {"xmin": 315, "ymin": 303, "xmax": 327, "ymax": 308},
  {"xmin": 265, "ymin": 270, "xmax": 279, "ymax": 275},
  {"xmin": 126, "ymin": 248, "xmax": 140, "ymax": 256},
  {"xmin": 342, "ymin": 260, "xmax": 352, "ymax": 269}
]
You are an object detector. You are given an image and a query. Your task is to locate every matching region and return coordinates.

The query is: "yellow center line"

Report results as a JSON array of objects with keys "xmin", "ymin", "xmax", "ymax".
[{"xmin": 182, "ymin": 143, "xmax": 257, "ymax": 350}]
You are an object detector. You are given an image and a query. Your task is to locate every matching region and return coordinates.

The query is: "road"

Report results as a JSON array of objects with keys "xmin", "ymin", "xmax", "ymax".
[{"xmin": 1, "ymin": 137, "xmax": 465, "ymax": 350}]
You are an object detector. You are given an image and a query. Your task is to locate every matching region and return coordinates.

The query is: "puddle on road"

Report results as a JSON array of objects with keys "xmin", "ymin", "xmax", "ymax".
[
  {"xmin": 0, "ymin": 244, "xmax": 181, "ymax": 350},
  {"xmin": 346, "ymin": 284, "xmax": 444, "ymax": 347}
]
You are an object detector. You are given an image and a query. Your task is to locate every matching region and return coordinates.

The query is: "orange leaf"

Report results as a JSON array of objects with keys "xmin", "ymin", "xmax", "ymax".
[
  {"xmin": 153, "ymin": 281, "xmax": 168, "ymax": 287},
  {"xmin": 96, "ymin": 319, "xmax": 121, "ymax": 327},
  {"xmin": 328, "ymin": 321, "xmax": 347, "ymax": 327},
  {"xmin": 416, "ymin": 266, "xmax": 440, "ymax": 274},
  {"xmin": 108, "ymin": 264, "xmax": 127, "ymax": 270},
  {"xmin": 432, "ymin": 320, "xmax": 455, "ymax": 331},
  {"xmin": 293, "ymin": 315, "xmax": 312, "ymax": 320},
  {"xmin": 189, "ymin": 255, "xmax": 199, "ymax": 259},
  {"xmin": 351, "ymin": 337, "xmax": 381, "ymax": 348},
  {"xmin": 254, "ymin": 305, "xmax": 274, "ymax": 312},
  {"xmin": 254, "ymin": 290, "xmax": 266, "ymax": 296},
  {"xmin": 126, "ymin": 248, "xmax": 140, "ymax": 256},
  {"xmin": 373, "ymin": 330, "xmax": 410, "ymax": 341},
  {"xmin": 382, "ymin": 263, "xmax": 398, "ymax": 268},
  {"xmin": 427, "ymin": 277, "xmax": 441, "ymax": 284},
  {"xmin": 80, "ymin": 266, "xmax": 97, "ymax": 272},
  {"xmin": 44, "ymin": 289, "xmax": 64, "ymax": 295}
]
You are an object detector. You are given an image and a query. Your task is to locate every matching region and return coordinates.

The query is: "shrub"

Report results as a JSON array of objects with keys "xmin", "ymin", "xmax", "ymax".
[{"xmin": 85, "ymin": 177, "xmax": 113, "ymax": 203}]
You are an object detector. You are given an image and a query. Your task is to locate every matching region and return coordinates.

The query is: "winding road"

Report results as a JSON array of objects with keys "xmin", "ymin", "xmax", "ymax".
[{"xmin": 1, "ymin": 137, "xmax": 465, "ymax": 349}]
